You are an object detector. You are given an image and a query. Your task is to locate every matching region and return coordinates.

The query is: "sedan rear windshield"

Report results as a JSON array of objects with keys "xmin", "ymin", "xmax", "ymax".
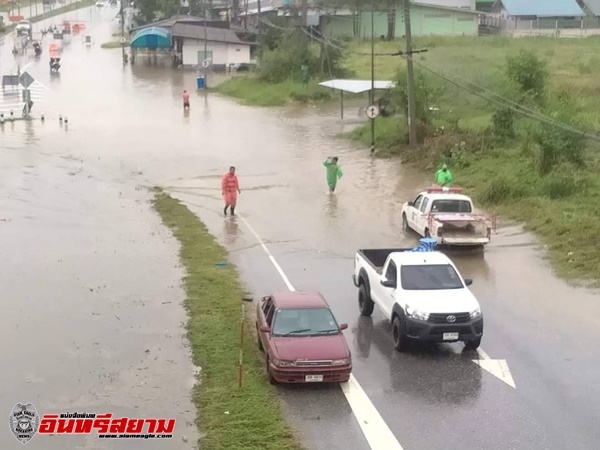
[
  {"xmin": 401, "ymin": 264, "xmax": 464, "ymax": 290},
  {"xmin": 430, "ymin": 200, "xmax": 472, "ymax": 213},
  {"xmin": 272, "ymin": 307, "xmax": 339, "ymax": 336}
]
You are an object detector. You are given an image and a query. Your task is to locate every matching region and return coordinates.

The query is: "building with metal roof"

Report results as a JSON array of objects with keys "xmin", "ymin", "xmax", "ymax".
[
  {"xmin": 493, "ymin": 0, "xmax": 584, "ymax": 17},
  {"xmin": 482, "ymin": 0, "xmax": 587, "ymax": 33},
  {"xmin": 580, "ymin": 0, "xmax": 600, "ymax": 16},
  {"xmin": 170, "ymin": 22, "xmax": 258, "ymax": 69}
]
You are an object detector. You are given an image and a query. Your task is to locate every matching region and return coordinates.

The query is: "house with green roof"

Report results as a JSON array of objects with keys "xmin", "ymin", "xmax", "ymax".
[{"xmin": 319, "ymin": 2, "xmax": 483, "ymax": 39}]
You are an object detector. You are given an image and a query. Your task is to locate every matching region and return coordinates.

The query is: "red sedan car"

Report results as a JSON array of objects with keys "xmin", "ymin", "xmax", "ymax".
[{"xmin": 256, "ymin": 291, "xmax": 352, "ymax": 384}]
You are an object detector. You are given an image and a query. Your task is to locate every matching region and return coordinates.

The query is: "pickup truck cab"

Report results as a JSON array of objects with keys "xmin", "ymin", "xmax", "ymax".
[
  {"xmin": 401, "ymin": 186, "xmax": 496, "ymax": 247},
  {"xmin": 353, "ymin": 238, "xmax": 483, "ymax": 351}
]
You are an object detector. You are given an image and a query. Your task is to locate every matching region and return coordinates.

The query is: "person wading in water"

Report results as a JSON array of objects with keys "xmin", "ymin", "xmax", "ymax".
[
  {"xmin": 323, "ymin": 156, "xmax": 343, "ymax": 193},
  {"xmin": 182, "ymin": 90, "xmax": 190, "ymax": 109},
  {"xmin": 222, "ymin": 166, "xmax": 241, "ymax": 215}
]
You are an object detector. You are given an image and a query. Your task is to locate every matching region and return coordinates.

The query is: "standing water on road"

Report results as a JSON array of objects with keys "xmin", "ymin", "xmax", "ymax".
[{"xmin": 2, "ymin": 6, "xmax": 600, "ymax": 450}]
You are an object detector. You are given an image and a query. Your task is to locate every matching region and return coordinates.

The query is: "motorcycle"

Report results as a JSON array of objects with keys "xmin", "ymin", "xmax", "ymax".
[
  {"xmin": 50, "ymin": 57, "xmax": 61, "ymax": 72},
  {"xmin": 33, "ymin": 42, "xmax": 42, "ymax": 56}
]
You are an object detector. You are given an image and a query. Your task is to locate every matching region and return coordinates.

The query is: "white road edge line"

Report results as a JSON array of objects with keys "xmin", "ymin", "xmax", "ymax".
[{"xmin": 237, "ymin": 213, "xmax": 404, "ymax": 450}]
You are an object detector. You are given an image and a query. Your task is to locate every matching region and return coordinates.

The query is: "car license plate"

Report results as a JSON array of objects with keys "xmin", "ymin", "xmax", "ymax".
[
  {"xmin": 305, "ymin": 375, "xmax": 323, "ymax": 382},
  {"xmin": 443, "ymin": 332, "xmax": 459, "ymax": 341}
]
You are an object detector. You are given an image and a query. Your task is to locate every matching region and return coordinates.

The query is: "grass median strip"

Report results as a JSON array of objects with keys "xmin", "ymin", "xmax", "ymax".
[{"xmin": 151, "ymin": 189, "xmax": 302, "ymax": 450}]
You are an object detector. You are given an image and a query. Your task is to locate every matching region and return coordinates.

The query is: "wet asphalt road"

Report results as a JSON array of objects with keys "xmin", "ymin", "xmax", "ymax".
[{"xmin": 2, "ymin": 7, "xmax": 600, "ymax": 450}]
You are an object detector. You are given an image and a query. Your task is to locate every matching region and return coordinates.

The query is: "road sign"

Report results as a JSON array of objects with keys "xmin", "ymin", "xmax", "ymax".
[
  {"xmin": 366, "ymin": 105, "xmax": 380, "ymax": 119},
  {"xmin": 19, "ymin": 71, "xmax": 35, "ymax": 89},
  {"xmin": 120, "ymin": 37, "xmax": 126, "ymax": 44},
  {"xmin": 201, "ymin": 58, "xmax": 212, "ymax": 69}
]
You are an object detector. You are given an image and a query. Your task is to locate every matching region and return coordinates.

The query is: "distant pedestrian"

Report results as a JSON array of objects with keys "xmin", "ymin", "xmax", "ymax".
[
  {"xmin": 182, "ymin": 90, "xmax": 190, "ymax": 109},
  {"xmin": 222, "ymin": 166, "xmax": 241, "ymax": 216},
  {"xmin": 323, "ymin": 157, "xmax": 343, "ymax": 193},
  {"xmin": 434, "ymin": 163, "xmax": 453, "ymax": 187}
]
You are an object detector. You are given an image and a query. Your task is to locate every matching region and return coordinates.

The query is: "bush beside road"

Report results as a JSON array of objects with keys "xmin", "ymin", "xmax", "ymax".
[{"xmin": 152, "ymin": 189, "xmax": 302, "ymax": 450}]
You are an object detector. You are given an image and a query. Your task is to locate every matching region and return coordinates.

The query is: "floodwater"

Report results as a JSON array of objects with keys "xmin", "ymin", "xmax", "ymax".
[{"xmin": 2, "ymin": 5, "xmax": 600, "ymax": 450}]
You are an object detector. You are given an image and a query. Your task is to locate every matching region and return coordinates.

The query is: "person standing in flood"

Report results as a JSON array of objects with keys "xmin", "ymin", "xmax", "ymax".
[
  {"xmin": 182, "ymin": 90, "xmax": 190, "ymax": 109},
  {"xmin": 323, "ymin": 157, "xmax": 343, "ymax": 193},
  {"xmin": 222, "ymin": 166, "xmax": 241, "ymax": 215}
]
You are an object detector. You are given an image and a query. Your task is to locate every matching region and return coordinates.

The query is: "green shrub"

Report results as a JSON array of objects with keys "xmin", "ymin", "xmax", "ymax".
[
  {"xmin": 506, "ymin": 49, "xmax": 548, "ymax": 103},
  {"xmin": 539, "ymin": 172, "xmax": 589, "ymax": 199},
  {"xmin": 492, "ymin": 107, "xmax": 516, "ymax": 140},
  {"xmin": 479, "ymin": 176, "xmax": 528, "ymax": 205}
]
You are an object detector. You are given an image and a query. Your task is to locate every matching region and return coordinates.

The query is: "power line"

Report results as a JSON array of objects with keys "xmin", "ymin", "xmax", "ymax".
[{"xmin": 405, "ymin": 54, "xmax": 600, "ymax": 141}]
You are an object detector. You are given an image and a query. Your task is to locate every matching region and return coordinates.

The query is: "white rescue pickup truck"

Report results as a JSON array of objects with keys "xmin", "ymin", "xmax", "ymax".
[
  {"xmin": 401, "ymin": 186, "xmax": 496, "ymax": 247},
  {"xmin": 352, "ymin": 238, "xmax": 483, "ymax": 351}
]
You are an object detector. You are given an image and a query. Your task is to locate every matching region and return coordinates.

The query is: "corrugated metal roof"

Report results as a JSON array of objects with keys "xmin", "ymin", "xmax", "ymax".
[
  {"xmin": 500, "ymin": 0, "xmax": 584, "ymax": 17},
  {"xmin": 319, "ymin": 79, "xmax": 396, "ymax": 94},
  {"xmin": 581, "ymin": 0, "xmax": 600, "ymax": 15},
  {"xmin": 171, "ymin": 23, "xmax": 258, "ymax": 46}
]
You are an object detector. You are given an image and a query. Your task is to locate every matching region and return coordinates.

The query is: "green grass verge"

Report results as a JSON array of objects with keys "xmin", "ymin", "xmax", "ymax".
[
  {"xmin": 101, "ymin": 40, "xmax": 130, "ymax": 49},
  {"xmin": 216, "ymin": 76, "xmax": 332, "ymax": 106},
  {"xmin": 151, "ymin": 189, "xmax": 303, "ymax": 450}
]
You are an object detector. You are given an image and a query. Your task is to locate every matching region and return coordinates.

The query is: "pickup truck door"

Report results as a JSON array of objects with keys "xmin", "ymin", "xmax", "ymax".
[
  {"xmin": 408, "ymin": 195, "xmax": 424, "ymax": 230},
  {"xmin": 416, "ymin": 197, "xmax": 430, "ymax": 235},
  {"xmin": 372, "ymin": 259, "xmax": 398, "ymax": 318}
]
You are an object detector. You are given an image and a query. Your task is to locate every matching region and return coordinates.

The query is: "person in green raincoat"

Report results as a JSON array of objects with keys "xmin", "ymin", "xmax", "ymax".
[
  {"xmin": 323, "ymin": 157, "xmax": 343, "ymax": 193},
  {"xmin": 435, "ymin": 163, "xmax": 453, "ymax": 187}
]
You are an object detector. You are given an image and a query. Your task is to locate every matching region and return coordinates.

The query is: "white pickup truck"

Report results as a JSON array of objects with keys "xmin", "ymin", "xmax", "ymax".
[
  {"xmin": 352, "ymin": 239, "xmax": 484, "ymax": 351},
  {"xmin": 401, "ymin": 186, "xmax": 496, "ymax": 247}
]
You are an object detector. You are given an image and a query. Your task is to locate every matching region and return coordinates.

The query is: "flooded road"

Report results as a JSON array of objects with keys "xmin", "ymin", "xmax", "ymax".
[{"xmin": 2, "ymin": 6, "xmax": 600, "ymax": 450}]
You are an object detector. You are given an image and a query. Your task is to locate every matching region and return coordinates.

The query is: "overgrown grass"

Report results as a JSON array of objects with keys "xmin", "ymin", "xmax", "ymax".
[
  {"xmin": 151, "ymin": 189, "xmax": 303, "ymax": 450},
  {"xmin": 453, "ymin": 151, "xmax": 600, "ymax": 283},
  {"xmin": 216, "ymin": 76, "xmax": 332, "ymax": 106}
]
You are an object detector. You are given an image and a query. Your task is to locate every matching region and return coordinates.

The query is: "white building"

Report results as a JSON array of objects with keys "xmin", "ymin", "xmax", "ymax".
[{"xmin": 171, "ymin": 22, "xmax": 257, "ymax": 69}]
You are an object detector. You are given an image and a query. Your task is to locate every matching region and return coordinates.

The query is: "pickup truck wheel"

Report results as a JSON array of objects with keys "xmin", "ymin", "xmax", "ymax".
[
  {"xmin": 392, "ymin": 315, "xmax": 409, "ymax": 352},
  {"xmin": 358, "ymin": 284, "xmax": 374, "ymax": 317},
  {"xmin": 256, "ymin": 324, "xmax": 264, "ymax": 352},
  {"xmin": 402, "ymin": 213, "xmax": 409, "ymax": 231},
  {"xmin": 464, "ymin": 337, "xmax": 482, "ymax": 350}
]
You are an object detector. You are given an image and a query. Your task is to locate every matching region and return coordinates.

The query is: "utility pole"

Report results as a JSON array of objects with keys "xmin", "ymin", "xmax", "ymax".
[
  {"xmin": 203, "ymin": 0, "xmax": 208, "ymax": 87},
  {"xmin": 257, "ymin": 0, "xmax": 261, "ymax": 57},
  {"xmin": 120, "ymin": 0, "xmax": 126, "ymax": 63},
  {"xmin": 301, "ymin": 0, "xmax": 307, "ymax": 27},
  {"xmin": 370, "ymin": 7, "xmax": 375, "ymax": 153},
  {"xmin": 403, "ymin": 0, "xmax": 417, "ymax": 146}
]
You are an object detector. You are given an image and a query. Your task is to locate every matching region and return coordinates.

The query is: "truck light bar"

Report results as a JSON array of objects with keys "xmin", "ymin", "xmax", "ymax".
[
  {"xmin": 426, "ymin": 186, "xmax": 463, "ymax": 194},
  {"xmin": 409, "ymin": 238, "xmax": 437, "ymax": 252}
]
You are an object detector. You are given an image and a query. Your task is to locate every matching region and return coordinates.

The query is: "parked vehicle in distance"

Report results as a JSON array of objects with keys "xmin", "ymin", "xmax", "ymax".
[
  {"xmin": 16, "ymin": 20, "xmax": 32, "ymax": 36},
  {"xmin": 353, "ymin": 238, "xmax": 484, "ymax": 352},
  {"xmin": 256, "ymin": 291, "xmax": 352, "ymax": 384},
  {"xmin": 401, "ymin": 186, "xmax": 496, "ymax": 247},
  {"xmin": 95, "ymin": 0, "xmax": 105, "ymax": 6}
]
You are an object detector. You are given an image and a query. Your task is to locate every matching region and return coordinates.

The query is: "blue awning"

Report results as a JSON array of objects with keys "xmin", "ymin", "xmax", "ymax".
[{"xmin": 130, "ymin": 27, "xmax": 171, "ymax": 49}]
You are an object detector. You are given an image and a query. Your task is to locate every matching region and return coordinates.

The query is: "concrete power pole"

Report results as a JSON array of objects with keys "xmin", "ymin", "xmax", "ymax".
[
  {"xmin": 301, "ymin": 0, "xmax": 308, "ymax": 27},
  {"xmin": 403, "ymin": 0, "xmax": 417, "ymax": 146}
]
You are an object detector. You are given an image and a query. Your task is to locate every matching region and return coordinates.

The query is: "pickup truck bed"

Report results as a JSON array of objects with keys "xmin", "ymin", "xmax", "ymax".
[{"xmin": 356, "ymin": 248, "xmax": 413, "ymax": 274}]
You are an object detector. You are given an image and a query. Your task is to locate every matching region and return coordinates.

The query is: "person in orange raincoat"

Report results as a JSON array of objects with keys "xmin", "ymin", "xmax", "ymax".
[{"xmin": 222, "ymin": 166, "xmax": 241, "ymax": 216}]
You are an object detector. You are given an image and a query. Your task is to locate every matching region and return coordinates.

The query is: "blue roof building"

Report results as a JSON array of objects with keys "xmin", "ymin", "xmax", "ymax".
[
  {"xmin": 494, "ymin": 0, "xmax": 584, "ymax": 17},
  {"xmin": 486, "ymin": 0, "xmax": 586, "ymax": 33}
]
